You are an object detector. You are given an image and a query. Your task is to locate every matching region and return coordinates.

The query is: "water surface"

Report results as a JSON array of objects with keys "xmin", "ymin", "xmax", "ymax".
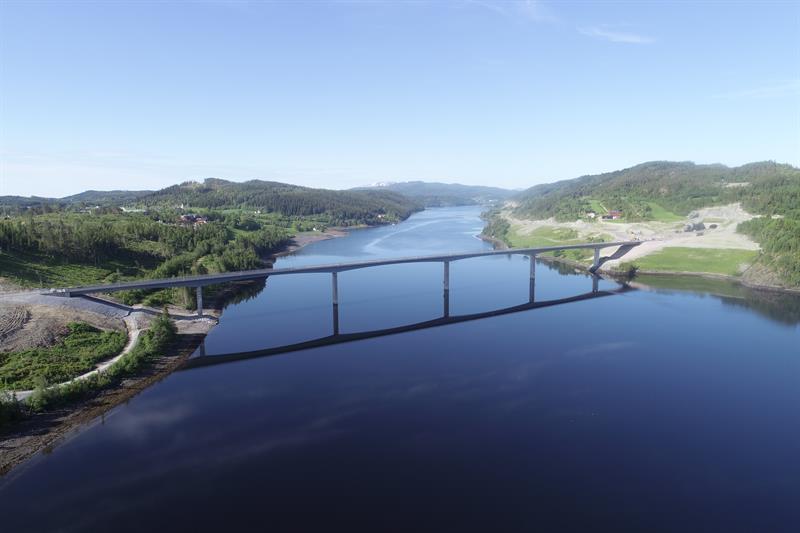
[{"xmin": 1, "ymin": 206, "xmax": 799, "ymax": 532}]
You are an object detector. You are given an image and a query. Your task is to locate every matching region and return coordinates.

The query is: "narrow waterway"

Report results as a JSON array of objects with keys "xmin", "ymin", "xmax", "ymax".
[{"xmin": 2, "ymin": 206, "xmax": 799, "ymax": 532}]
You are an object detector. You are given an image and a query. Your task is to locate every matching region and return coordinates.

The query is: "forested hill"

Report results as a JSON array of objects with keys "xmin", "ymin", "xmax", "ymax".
[
  {"xmin": 514, "ymin": 161, "xmax": 800, "ymax": 222},
  {"xmin": 140, "ymin": 179, "xmax": 422, "ymax": 225},
  {"xmin": 511, "ymin": 160, "xmax": 800, "ymax": 287},
  {"xmin": 0, "ymin": 190, "xmax": 153, "ymax": 209},
  {"xmin": 355, "ymin": 181, "xmax": 514, "ymax": 207},
  {"xmin": 62, "ymin": 190, "xmax": 154, "ymax": 204}
]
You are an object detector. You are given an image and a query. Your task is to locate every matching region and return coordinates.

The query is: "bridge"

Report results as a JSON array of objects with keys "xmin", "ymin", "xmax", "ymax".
[{"xmin": 50, "ymin": 240, "xmax": 641, "ymax": 317}]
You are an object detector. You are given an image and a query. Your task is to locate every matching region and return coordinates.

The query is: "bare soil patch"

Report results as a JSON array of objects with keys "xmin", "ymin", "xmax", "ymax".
[{"xmin": 0, "ymin": 302, "xmax": 124, "ymax": 353}]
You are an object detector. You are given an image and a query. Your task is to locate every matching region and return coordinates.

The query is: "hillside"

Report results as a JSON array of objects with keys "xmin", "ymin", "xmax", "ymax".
[
  {"xmin": 0, "ymin": 179, "xmax": 423, "ymax": 305},
  {"xmin": 0, "ymin": 191, "xmax": 153, "ymax": 211},
  {"xmin": 141, "ymin": 179, "xmax": 422, "ymax": 226},
  {"xmin": 61, "ymin": 190, "xmax": 154, "ymax": 204},
  {"xmin": 356, "ymin": 181, "xmax": 513, "ymax": 207},
  {"xmin": 489, "ymin": 161, "xmax": 800, "ymax": 288},
  {"xmin": 0, "ymin": 196, "xmax": 58, "ymax": 210},
  {"xmin": 514, "ymin": 161, "xmax": 799, "ymax": 222}
]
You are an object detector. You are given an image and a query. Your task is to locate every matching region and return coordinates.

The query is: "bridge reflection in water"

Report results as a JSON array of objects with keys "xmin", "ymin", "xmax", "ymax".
[{"xmin": 182, "ymin": 273, "xmax": 634, "ymax": 371}]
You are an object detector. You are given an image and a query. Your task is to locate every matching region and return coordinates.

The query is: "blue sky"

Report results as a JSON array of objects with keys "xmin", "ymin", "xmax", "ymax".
[{"xmin": 1, "ymin": 0, "xmax": 798, "ymax": 197}]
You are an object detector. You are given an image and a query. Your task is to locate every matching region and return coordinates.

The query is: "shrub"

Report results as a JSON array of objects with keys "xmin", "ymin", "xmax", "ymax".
[{"xmin": 0, "ymin": 390, "xmax": 24, "ymax": 426}]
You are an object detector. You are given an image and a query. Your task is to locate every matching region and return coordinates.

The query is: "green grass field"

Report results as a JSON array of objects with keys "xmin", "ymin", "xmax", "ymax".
[
  {"xmin": 646, "ymin": 202, "xmax": 684, "ymax": 222},
  {"xmin": 588, "ymin": 199, "xmax": 606, "ymax": 215},
  {"xmin": 506, "ymin": 226, "xmax": 612, "ymax": 263},
  {"xmin": 630, "ymin": 247, "xmax": 758, "ymax": 276},
  {"xmin": 0, "ymin": 323, "xmax": 127, "ymax": 390}
]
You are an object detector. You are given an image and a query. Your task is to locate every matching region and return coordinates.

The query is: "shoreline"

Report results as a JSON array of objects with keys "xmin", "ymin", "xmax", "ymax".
[
  {"xmin": 0, "ymin": 332, "xmax": 204, "ymax": 476},
  {"xmin": 4, "ymin": 217, "xmax": 797, "ymax": 475},
  {"xmin": 479, "ymin": 232, "xmax": 800, "ymax": 296},
  {"xmin": 0, "ymin": 227, "xmax": 351, "ymax": 476},
  {"xmin": 263, "ymin": 229, "xmax": 348, "ymax": 266}
]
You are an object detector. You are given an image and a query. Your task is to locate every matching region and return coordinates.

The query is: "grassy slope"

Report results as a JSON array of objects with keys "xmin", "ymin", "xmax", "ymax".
[
  {"xmin": 0, "ymin": 249, "xmax": 150, "ymax": 287},
  {"xmin": 646, "ymin": 202, "xmax": 683, "ymax": 222},
  {"xmin": 629, "ymin": 247, "xmax": 758, "ymax": 276},
  {"xmin": 505, "ymin": 225, "xmax": 612, "ymax": 263}
]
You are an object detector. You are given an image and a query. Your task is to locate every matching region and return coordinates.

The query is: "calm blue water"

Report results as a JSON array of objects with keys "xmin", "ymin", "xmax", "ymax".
[{"xmin": 2, "ymin": 206, "xmax": 799, "ymax": 532}]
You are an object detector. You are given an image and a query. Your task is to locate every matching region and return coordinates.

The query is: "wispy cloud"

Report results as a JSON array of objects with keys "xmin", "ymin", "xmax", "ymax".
[
  {"xmin": 579, "ymin": 26, "xmax": 654, "ymax": 44},
  {"xmin": 465, "ymin": 0, "xmax": 557, "ymax": 24},
  {"xmin": 713, "ymin": 80, "xmax": 800, "ymax": 100},
  {"xmin": 517, "ymin": 0, "xmax": 557, "ymax": 23}
]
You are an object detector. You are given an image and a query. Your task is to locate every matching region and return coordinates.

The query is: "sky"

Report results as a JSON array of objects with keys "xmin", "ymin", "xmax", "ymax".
[{"xmin": 0, "ymin": 0, "xmax": 798, "ymax": 197}]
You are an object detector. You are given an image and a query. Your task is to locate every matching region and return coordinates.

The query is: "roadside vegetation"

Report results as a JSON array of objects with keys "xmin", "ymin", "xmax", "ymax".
[
  {"xmin": 0, "ymin": 323, "xmax": 126, "ymax": 391},
  {"xmin": 0, "ymin": 310, "xmax": 176, "ymax": 423}
]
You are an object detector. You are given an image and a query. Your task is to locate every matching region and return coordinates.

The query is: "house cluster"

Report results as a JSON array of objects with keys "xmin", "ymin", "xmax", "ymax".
[
  {"xmin": 602, "ymin": 210, "xmax": 623, "ymax": 220},
  {"xmin": 586, "ymin": 210, "xmax": 623, "ymax": 220},
  {"xmin": 179, "ymin": 213, "xmax": 208, "ymax": 227}
]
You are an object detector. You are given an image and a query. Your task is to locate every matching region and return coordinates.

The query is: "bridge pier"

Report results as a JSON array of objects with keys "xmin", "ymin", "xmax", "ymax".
[
  {"xmin": 529, "ymin": 254, "xmax": 536, "ymax": 303},
  {"xmin": 592, "ymin": 275, "xmax": 599, "ymax": 293},
  {"xmin": 333, "ymin": 303, "xmax": 339, "ymax": 335},
  {"xmin": 443, "ymin": 261, "xmax": 450, "ymax": 318},
  {"xmin": 332, "ymin": 272, "xmax": 339, "ymax": 335},
  {"xmin": 53, "ymin": 242, "xmax": 642, "ymax": 310}
]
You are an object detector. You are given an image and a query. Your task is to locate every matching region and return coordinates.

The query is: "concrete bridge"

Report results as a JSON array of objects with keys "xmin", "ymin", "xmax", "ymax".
[{"xmin": 50, "ymin": 241, "xmax": 642, "ymax": 318}]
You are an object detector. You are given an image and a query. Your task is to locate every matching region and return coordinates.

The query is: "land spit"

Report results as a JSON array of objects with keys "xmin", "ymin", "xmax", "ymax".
[{"xmin": 0, "ymin": 228, "xmax": 348, "ymax": 475}]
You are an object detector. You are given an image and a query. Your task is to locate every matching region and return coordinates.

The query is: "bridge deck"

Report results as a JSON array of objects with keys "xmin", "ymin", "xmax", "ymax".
[{"xmin": 53, "ymin": 241, "xmax": 641, "ymax": 296}]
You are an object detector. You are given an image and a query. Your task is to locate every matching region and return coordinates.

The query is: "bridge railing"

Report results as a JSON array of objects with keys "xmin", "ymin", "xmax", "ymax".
[{"xmin": 50, "ymin": 241, "xmax": 642, "ymax": 316}]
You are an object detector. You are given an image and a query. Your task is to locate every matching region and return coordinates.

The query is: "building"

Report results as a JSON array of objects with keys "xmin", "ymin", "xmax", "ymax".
[{"xmin": 179, "ymin": 214, "xmax": 208, "ymax": 227}]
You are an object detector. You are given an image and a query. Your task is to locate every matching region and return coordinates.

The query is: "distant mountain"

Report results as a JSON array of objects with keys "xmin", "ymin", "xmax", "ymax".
[
  {"xmin": 1, "ymin": 179, "xmax": 423, "ymax": 226},
  {"xmin": 0, "ymin": 196, "xmax": 58, "ymax": 209},
  {"xmin": 139, "ymin": 178, "xmax": 423, "ymax": 226},
  {"xmin": 355, "ymin": 181, "xmax": 514, "ymax": 207},
  {"xmin": 61, "ymin": 190, "xmax": 154, "ymax": 204},
  {"xmin": 514, "ymin": 161, "xmax": 800, "ymax": 222},
  {"xmin": 0, "ymin": 190, "xmax": 153, "ymax": 210}
]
